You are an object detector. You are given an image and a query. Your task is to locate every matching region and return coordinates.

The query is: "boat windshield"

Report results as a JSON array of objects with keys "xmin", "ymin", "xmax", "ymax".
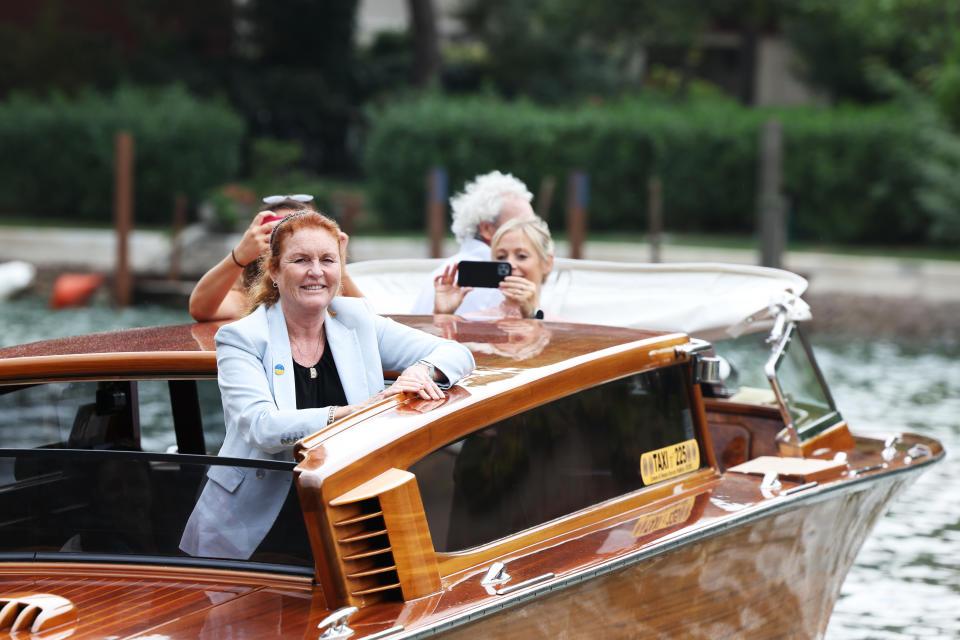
[
  {"xmin": 412, "ymin": 364, "xmax": 701, "ymax": 552},
  {"xmin": 765, "ymin": 323, "xmax": 842, "ymax": 441},
  {"xmin": 0, "ymin": 379, "xmax": 313, "ymax": 573}
]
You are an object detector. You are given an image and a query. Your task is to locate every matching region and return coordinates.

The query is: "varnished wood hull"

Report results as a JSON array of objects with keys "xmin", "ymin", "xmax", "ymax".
[
  {"xmin": 0, "ymin": 465, "xmax": 917, "ymax": 640},
  {"xmin": 418, "ymin": 471, "xmax": 913, "ymax": 640}
]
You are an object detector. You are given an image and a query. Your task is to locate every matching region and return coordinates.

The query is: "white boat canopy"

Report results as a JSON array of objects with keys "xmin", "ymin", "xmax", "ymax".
[{"xmin": 348, "ymin": 258, "xmax": 811, "ymax": 341}]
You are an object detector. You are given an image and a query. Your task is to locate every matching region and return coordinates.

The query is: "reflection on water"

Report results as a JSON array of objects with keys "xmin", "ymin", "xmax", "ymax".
[{"xmin": 0, "ymin": 298, "xmax": 956, "ymax": 637}]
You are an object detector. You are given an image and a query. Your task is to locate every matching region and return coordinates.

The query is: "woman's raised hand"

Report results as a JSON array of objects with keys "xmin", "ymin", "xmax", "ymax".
[
  {"xmin": 499, "ymin": 274, "xmax": 538, "ymax": 318},
  {"xmin": 234, "ymin": 210, "xmax": 282, "ymax": 266},
  {"xmin": 432, "ymin": 263, "xmax": 471, "ymax": 314}
]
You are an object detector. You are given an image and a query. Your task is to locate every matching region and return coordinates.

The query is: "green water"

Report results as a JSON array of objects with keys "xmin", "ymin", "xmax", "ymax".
[{"xmin": 0, "ymin": 297, "xmax": 191, "ymax": 348}]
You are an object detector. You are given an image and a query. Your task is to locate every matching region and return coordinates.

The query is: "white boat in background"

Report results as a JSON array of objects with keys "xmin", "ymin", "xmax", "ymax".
[
  {"xmin": 348, "ymin": 258, "xmax": 811, "ymax": 340},
  {"xmin": 0, "ymin": 261, "xmax": 35, "ymax": 299}
]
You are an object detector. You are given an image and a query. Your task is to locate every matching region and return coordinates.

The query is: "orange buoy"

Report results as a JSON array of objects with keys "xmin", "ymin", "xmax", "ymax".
[{"xmin": 50, "ymin": 273, "xmax": 107, "ymax": 309}]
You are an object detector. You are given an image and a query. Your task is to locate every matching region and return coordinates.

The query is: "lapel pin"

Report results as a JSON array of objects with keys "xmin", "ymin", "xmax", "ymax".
[{"xmin": 274, "ymin": 364, "xmax": 285, "ymax": 375}]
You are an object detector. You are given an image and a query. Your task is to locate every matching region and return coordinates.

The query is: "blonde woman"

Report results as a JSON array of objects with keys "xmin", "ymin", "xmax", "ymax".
[{"xmin": 433, "ymin": 216, "xmax": 555, "ymax": 320}]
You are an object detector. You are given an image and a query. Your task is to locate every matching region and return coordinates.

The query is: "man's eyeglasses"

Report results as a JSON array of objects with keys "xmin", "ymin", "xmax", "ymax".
[{"xmin": 262, "ymin": 194, "xmax": 314, "ymax": 205}]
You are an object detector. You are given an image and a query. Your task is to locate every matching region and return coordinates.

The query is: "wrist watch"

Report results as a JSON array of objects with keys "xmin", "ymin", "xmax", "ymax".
[{"xmin": 417, "ymin": 359, "xmax": 436, "ymax": 380}]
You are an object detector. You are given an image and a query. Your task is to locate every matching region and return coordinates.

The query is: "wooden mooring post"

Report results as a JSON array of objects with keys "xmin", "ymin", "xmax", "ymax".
[
  {"xmin": 113, "ymin": 131, "xmax": 134, "ymax": 307},
  {"xmin": 566, "ymin": 170, "xmax": 589, "ymax": 259},
  {"xmin": 167, "ymin": 192, "xmax": 187, "ymax": 281},
  {"xmin": 332, "ymin": 190, "xmax": 363, "ymax": 238},
  {"xmin": 648, "ymin": 176, "xmax": 663, "ymax": 263},
  {"xmin": 758, "ymin": 119, "xmax": 786, "ymax": 269},
  {"xmin": 427, "ymin": 167, "xmax": 448, "ymax": 259},
  {"xmin": 536, "ymin": 175, "xmax": 556, "ymax": 223}
]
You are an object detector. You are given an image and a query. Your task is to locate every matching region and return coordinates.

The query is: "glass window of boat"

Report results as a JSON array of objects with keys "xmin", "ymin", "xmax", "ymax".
[
  {"xmin": 411, "ymin": 364, "xmax": 701, "ymax": 552},
  {"xmin": 765, "ymin": 325, "xmax": 842, "ymax": 441},
  {"xmin": 0, "ymin": 379, "xmax": 311, "ymax": 572},
  {"xmin": 0, "ymin": 379, "xmax": 225, "ymax": 453},
  {"xmin": 0, "ymin": 451, "xmax": 311, "ymax": 569}
]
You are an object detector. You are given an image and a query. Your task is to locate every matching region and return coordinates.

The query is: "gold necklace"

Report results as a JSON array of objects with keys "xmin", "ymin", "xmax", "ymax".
[{"xmin": 291, "ymin": 327, "xmax": 325, "ymax": 378}]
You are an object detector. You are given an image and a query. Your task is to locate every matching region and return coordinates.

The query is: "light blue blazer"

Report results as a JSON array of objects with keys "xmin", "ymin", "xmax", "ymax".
[{"xmin": 180, "ymin": 297, "xmax": 475, "ymax": 560}]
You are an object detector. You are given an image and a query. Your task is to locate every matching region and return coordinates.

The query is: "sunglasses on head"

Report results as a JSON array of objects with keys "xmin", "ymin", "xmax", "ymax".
[
  {"xmin": 269, "ymin": 211, "xmax": 312, "ymax": 250},
  {"xmin": 262, "ymin": 194, "xmax": 314, "ymax": 205}
]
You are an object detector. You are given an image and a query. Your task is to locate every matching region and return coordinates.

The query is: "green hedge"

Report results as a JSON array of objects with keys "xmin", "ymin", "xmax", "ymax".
[
  {"xmin": 0, "ymin": 85, "xmax": 245, "ymax": 225},
  {"xmin": 363, "ymin": 96, "xmax": 928, "ymax": 244}
]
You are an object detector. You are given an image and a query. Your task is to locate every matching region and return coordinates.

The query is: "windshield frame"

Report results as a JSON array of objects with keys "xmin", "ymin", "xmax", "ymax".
[{"xmin": 764, "ymin": 322, "xmax": 843, "ymax": 443}]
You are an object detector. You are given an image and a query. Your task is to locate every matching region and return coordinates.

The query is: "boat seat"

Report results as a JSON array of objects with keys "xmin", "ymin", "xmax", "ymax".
[
  {"xmin": 0, "ymin": 461, "xmax": 87, "ymax": 551},
  {"xmin": 66, "ymin": 382, "xmax": 140, "ymax": 451},
  {"xmin": 12, "ymin": 443, "xmax": 65, "ymax": 481},
  {"xmin": 67, "ymin": 403, "xmax": 135, "ymax": 450},
  {"xmin": 709, "ymin": 423, "xmax": 753, "ymax": 471},
  {"xmin": 68, "ymin": 403, "xmax": 110, "ymax": 448}
]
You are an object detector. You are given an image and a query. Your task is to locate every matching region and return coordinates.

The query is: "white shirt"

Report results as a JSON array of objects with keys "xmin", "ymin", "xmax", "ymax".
[{"xmin": 410, "ymin": 237, "xmax": 505, "ymax": 315}]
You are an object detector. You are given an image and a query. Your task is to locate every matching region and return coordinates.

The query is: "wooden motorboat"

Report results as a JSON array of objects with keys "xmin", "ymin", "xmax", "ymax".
[{"xmin": 0, "ymin": 265, "xmax": 942, "ymax": 639}]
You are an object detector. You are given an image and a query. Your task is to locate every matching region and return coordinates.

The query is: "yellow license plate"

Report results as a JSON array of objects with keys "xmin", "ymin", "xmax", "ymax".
[{"xmin": 640, "ymin": 439, "xmax": 700, "ymax": 485}]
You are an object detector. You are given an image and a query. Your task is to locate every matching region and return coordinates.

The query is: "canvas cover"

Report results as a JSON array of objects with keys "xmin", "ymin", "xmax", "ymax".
[{"xmin": 348, "ymin": 258, "xmax": 810, "ymax": 340}]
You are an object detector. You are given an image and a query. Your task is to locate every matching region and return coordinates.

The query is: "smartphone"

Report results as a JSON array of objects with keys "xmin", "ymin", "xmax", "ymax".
[{"xmin": 457, "ymin": 261, "xmax": 512, "ymax": 288}]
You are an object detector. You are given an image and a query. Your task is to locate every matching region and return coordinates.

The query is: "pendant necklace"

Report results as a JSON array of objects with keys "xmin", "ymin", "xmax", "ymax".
[{"xmin": 293, "ymin": 327, "xmax": 324, "ymax": 379}]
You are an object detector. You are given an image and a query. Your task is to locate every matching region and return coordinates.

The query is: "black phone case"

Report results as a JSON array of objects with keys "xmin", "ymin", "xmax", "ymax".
[{"xmin": 457, "ymin": 261, "xmax": 512, "ymax": 288}]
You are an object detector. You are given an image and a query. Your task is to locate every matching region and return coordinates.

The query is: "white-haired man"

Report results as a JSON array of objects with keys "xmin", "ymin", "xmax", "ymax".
[{"xmin": 411, "ymin": 171, "xmax": 535, "ymax": 314}]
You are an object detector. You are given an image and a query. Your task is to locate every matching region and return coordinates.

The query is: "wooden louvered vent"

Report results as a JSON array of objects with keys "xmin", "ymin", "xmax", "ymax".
[
  {"xmin": 330, "ymin": 495, "xmax": 402, "ymax": 604},
  {"xmin": 0, "ymin": 593, "xmax": 77, "ymax": 635},
  {"xmin": 329, "ymin": 468, "xmax": 441, "ymax": 608}
]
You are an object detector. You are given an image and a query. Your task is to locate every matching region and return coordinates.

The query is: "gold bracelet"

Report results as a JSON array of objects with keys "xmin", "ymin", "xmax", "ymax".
[{"xmin": 327, "ymin": 405, "xmax": 337, "ymax": 426}]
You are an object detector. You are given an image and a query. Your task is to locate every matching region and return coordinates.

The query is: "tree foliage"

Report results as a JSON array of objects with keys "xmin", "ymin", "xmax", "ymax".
[
  {"xmin": 867, "ymin": 66, "xmax": 960, "ymax": 243},
  {"xmin": 364, "ymin": 95, "xmax": 938, "ymax": 244},
  {"xmin": 0, "ymin": 0, "xmax": 361, "ymax": 174},
  {"xmin": 455, "ymin": 0, "xmax": 960, "ymax": 125},
  {"xmin": 782, "ymin": 1, "xmax": 960, "ymax": 110},
  {"xmin": 0, "ymin": 85, "xmax": 244, "ymax": 224},
  {"xmin": 454, "ymin": 0, "xmax": 710, "ymax": 103}
]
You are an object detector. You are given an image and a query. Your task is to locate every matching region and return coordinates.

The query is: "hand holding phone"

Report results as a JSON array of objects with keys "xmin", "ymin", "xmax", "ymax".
[{"xmin": 457, "ymin": 261, "xmax": 512, "ymax": 288}]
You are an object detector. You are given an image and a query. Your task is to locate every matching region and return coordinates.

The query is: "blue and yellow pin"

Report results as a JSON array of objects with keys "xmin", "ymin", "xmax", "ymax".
[{"xmin": 274, "ymin": 364, "xmax": 285, "ymax": 376}]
